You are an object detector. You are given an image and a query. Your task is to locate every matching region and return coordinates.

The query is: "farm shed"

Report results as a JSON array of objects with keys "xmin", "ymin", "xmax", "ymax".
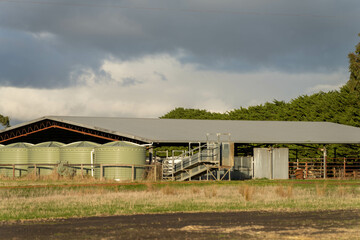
[
  {"xmin": 1, "ymin": 116, "xmax": 360, "ymax": 145},
  {"xmin": 1, "ymin": 116, "xmax": 360, "ymax": 181}
]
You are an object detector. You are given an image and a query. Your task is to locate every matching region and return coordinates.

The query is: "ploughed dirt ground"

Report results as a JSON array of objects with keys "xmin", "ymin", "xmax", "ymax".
[{"xmin": 1, "ymin": 210, "xmax": 360, "ymax": 239}]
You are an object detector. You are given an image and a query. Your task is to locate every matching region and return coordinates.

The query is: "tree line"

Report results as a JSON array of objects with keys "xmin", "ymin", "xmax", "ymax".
[{"xmin": 161, "ymin": 34, "xmax": 360, "ymax": 159}]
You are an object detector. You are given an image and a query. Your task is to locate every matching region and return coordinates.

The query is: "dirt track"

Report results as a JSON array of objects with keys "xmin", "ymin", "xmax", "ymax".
[{"xmin": 1, "ymin": 210, "xmax": 360, "ymax": 239}]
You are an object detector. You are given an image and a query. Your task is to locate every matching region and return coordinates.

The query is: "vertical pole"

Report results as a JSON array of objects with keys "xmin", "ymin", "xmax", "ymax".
[
  {"xmin": 323, "ymin": 147, "xmax": 327, "ymax": 179},
  {"xmin": 252, "ymin": 157, "xmax": 254, "ymax": 179},
  {"xmin": 154, "ymin": 165, "xmax": 157, "ymax": 181},
  {"xmin": 131, "ymin": 165, "xmax": 135, "ymax": 182},
  {"xmin": 34, "ymin": 164, "xmax": 37, "ymax": 176},
  {"xmin": 149, "ymin": 148, "xmax": 153, "ymax": 165},
  {"xmin": 12, "ymin": 164, "xmax": 15, "ymax": 179},
  {"xmin": 199, "ymin": 142, "xmax": 201, "ymax": 162},
  {"xmin": 100, "ymin": 164, "xmax": 103, "ymax": 180},
  {"xmin": 270, "ymin": 147, "xmax": 273, "ymax": 180},
  {"xmin": 228, "ymin": 167, "xmax": 231, "ymax": 181},
  {"xmin": 81, "ymin": 164, "xmax": 83, "ymax": 178},
  {"xmin": 172, "ymin": 158, "xmax": 175, "ymax": 181},
  {"xmin": 344, "ymin": 157, "xmax": 346, "ymax": 178},
  {"xmin": 305, "ymin": 162, "xmax": 308, "ymax": 179},
  {"xmin": 91, "ymin": 150, "xmax": 94, "ymax": 177}
]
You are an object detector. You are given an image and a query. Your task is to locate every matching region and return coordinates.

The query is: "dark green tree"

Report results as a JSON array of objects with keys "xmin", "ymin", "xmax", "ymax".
[
  {"xmin": 346, "ymin": 33, "xmax": 360, "ymax": 92},
  {"xmin": 0, "ymin": 114, "xmax": 10, "ymax": 128},
  {"xmin": 161, "ymin": 34, "xmax": 360, "ymax": 158}
]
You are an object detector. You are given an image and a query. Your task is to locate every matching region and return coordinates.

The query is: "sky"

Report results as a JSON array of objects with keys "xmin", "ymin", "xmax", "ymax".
[{"xmin": 0, "ymin": 0, "xmax": 359, "ymax": 125}]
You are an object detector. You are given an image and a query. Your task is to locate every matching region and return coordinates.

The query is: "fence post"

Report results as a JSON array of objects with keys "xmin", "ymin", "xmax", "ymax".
[
  {"xmin": 34, "ymin": 164, "xmax": 37, "ymax": 176},
  {"xmin": 131, "ymin": 165, "xmax": 135, "ymax": 182},
  {"xmin": 81, "ymin": 164, "xmax": 83, "ymax": 178},
  {"xmin": 343, "ymin": 157, "xmax": 346, "ymax": 178},
  {"xmin": 305, "ymin": 162, "xmax": 308, "ymax": 179},
  {"xmin": 297, "ymin": 158, "xmax": 299, "ymax": 169},
  {"xmin": 12, "ymin": 164, "xmax": 15, "ymax": 179},
  {"xmin": 154, "ymin": 165, "xmax": 157, "ymax": 181},
  {"xmin": 100, "ymin": 164, "xmax": 103, "ymax": 180}
]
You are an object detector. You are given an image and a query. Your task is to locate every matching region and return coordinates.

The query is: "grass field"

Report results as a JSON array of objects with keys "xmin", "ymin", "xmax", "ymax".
[{"xmin": 1, "ymin": 178, "xmax": 360, "ymax": 221}]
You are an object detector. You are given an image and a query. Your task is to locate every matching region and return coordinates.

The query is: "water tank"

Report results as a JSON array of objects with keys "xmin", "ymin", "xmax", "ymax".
[
  {"xmin": 94, "ymin": 141, "xmax": 146, "ymax": 180},
  {"xmin": 60, "ymin": 141, "xmax": 99, "ymax": 176},
  {"xmin": 28, "ymin": 141, "xmax": 65, "ymax": 176},
  {"xmin": 0, "ymin": 142, "xmax": 33, "ymax": 177}
]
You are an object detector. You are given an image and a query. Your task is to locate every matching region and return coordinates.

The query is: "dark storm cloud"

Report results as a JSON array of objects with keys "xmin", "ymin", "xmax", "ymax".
[
  {"xmin": 0, "ymin": 28, "xmax": 107, "ymax": 88},
  {"xmin": 0, "ymin": 0, "xmax": 359, "ymax": 88}
]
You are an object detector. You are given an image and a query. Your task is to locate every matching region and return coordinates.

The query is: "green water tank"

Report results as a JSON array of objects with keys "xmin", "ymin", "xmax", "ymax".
[
  {"xmin": 0, "ymin": 142, "xmax": 33, "ymax": 177},
  {"xmin": 60, "ymin": 141, "xmax": 99, "ymax": 175},
  {"xmin": 28, "ymin": 141, "xmax": 65, "ymax": 176},
  {"xmin": 94, "ymin": 141, "xmax": 146, "ymax": 180}
]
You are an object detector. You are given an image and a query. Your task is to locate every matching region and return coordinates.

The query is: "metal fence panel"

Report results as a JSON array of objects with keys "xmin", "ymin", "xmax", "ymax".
[
  {"xmin": 253, "ymin": 148, "xmax": 271, "ymax": 179},
  {"xmin": 234, "ymin": 156, "xmax": 253, "ymax": 179},
  {"xmin": 273, "ymin": 148, "xmax": 289, "ymax": 179}
]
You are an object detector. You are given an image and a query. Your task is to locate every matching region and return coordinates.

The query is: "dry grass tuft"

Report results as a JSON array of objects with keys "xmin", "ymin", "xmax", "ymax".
[
  {"xmin": 239, "ymin": 184, "xmax": 254, "ymax": 201},
  {"xmin": 161, "ymin": 185, "xmax": 178, "ymax": 195},
  {"xmin": 316, "ymin": 184, "xmax": 327, "ymax": 197},
  {"xmin": 275, "ymin": 186, "xmax": 293, "ymax": 199},
  {"xmin": 145, "ymin": 182, "xmax": 157, "ymax": 192},
  {"xmin": 191, "ymin": 187, "xmax": 200, "ymax": 194},
  {"xmin": 22, "ymin": 172, "xmax": 38, "ymax": 181},
  {"xmin": 336, "ymin": 186, "xmax": 348, "ymax": 198},
  {"xmin": 0, "ymin": 175, "xmax": 11, "ymax": 180},
  {"xmin": 203, "ymin": 186, "xmax": 218, "ymax": 198}
]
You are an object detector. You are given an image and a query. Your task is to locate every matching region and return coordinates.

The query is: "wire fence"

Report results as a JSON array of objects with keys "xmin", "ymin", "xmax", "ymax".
[{"xmin": 289, "ymin": 158, "xmax": 360, "ymax": 179}]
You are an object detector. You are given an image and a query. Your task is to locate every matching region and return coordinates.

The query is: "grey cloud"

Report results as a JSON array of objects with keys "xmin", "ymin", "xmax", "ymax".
[
  {"xmin": 121, "ymin": 77, "xmax": 142, "ymax": 87},
  {"xmin": 154, "ymin": 72, "xmax": 168, "ymax": 81},
  {"xmin": 0, "ymin": 28, "xmax": 105, "ymax": 88},
  {"xmin": 0, "ymin": 0, "xmax": 359, "ymax": 88}
]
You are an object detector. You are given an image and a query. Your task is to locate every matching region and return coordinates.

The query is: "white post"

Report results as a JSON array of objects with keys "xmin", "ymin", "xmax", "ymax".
[
  {"xmin": 172, "ymin": 158, "xmax": 175, "ymax": 181},
  {"xmin": 91, "ymin": 149, "xmax": 95, "ymax": 177}
]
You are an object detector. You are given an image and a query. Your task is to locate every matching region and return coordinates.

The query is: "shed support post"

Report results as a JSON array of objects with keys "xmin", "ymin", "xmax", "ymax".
[
  {"xmin": 34, "ymin": 164, "xmax": 37, "ymax": 176},
  {"xmin": 81, "ymin": 164, "xmax": 83, "ymax": 178},
  {"xmin": 149, "ymin": 148, "xmax": 153, "ymax": 165},
  {"xmin": 100, "ymin": 164, "xmax": 103, "ymax": 180},
  {"xmin": 12, "ymin": 164, "xmax": 15, "ymax": 179},
  {"xmin": 344, "ymin": 158, "xmax": 346, "ymax": 178},
  {"xmin": 270, "ymin": 147, "xmax": 273, "ymax": 180}
]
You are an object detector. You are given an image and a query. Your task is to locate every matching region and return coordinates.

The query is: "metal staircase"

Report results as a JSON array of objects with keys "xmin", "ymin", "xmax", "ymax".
[{"xmin": 162, "ymin": 143, "xmax": 221, "ymax": 181}]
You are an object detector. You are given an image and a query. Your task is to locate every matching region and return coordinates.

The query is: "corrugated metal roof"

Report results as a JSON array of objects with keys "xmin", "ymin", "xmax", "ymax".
[
  {"xmin": 2, "ymin": 116, "xmax": 360, "ymax": 144},
  {"xmin": 34, "ymin": 116, "xmax": 360, "ymax": 144}
]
